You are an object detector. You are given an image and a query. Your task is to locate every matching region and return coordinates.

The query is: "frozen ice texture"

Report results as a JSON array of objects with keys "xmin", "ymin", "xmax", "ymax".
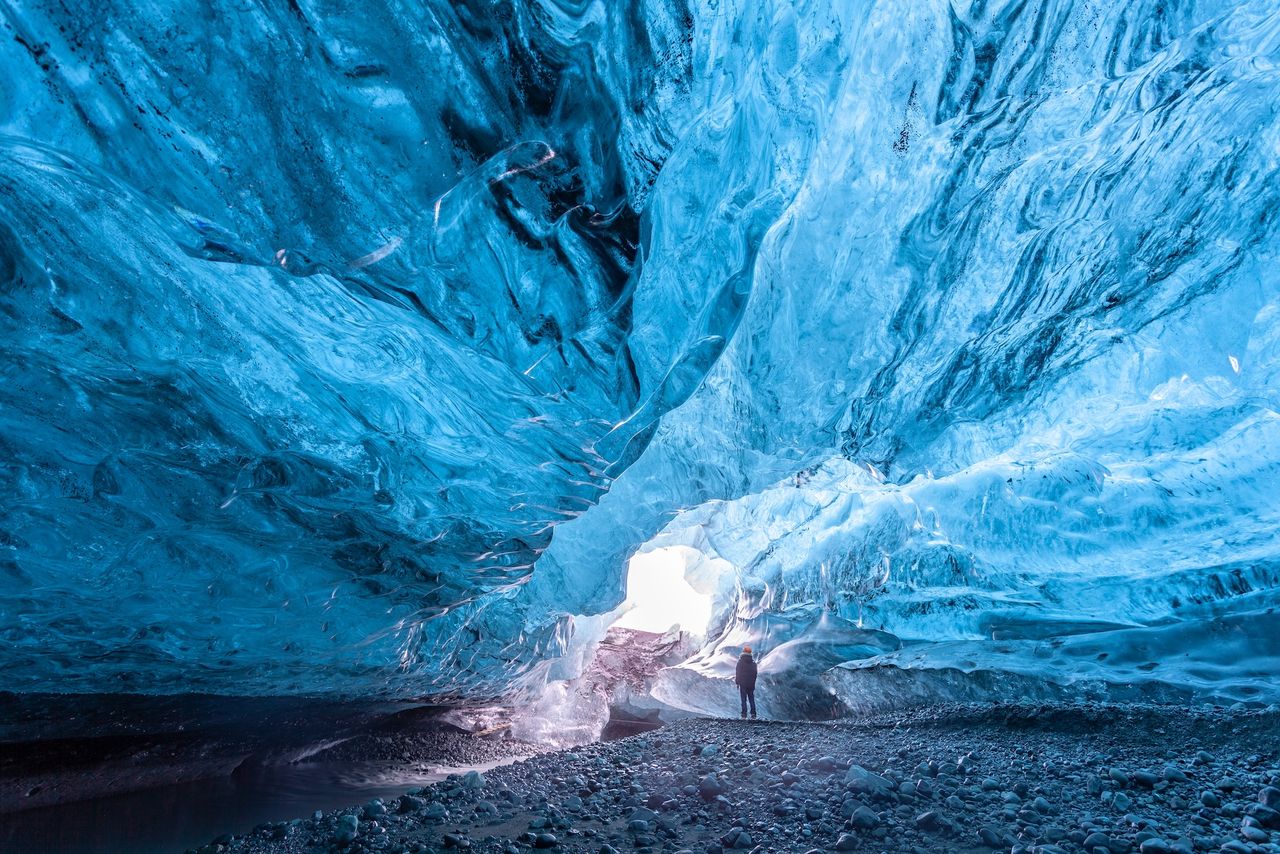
[
  {"xmin": 0, "ymin": 0, "xmax": 702, "ymax": 695},
  {"xmin": 2, "ymin": 0, "xmax": 1280, "ymax": 706},
  {"xmin": 557, "ymin": 0, "xmax": 1280, "ymax": 710}
]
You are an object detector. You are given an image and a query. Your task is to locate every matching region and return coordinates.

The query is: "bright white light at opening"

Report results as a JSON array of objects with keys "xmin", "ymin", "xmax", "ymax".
[{"xmin": 613, "ymin": 547, "xmax": 713, "ymax": 635}]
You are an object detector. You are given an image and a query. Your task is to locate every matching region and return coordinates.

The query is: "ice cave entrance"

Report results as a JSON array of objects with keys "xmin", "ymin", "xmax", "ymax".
[{"xmin": 613, "ymin": 546, "xmax": 713, "ymax": 637}]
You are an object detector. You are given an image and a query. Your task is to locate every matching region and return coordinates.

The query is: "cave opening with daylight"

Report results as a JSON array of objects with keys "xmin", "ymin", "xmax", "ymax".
[{"xmin": 612, "ymin": 547, "xmax": 715, "ymax": 638}]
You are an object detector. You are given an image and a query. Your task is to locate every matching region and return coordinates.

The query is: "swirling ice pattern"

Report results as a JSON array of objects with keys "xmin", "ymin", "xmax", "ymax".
[
  {"xmin": 2, "ymin": 0, "xmax": 1279, "ymax": 704},
  {"xmin": 0, "ymin": 0, "xmax": 698, "ymax": 695},
  {"xmin": 625, "ymin": 0, "xmax": 1280, "ymax": 710}
]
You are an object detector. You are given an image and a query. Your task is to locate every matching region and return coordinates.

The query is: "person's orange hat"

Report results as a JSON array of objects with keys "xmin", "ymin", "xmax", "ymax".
[{"xmin": 743, "ymin": 645, "xmax": 752, "ymax": 653}]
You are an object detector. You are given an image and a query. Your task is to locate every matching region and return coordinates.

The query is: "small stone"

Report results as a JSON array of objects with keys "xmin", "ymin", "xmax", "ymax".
[
  {"xmin": 815, "ymin": 755, "xmax": 841, "ymax": 771},
  {"xmin": 1260, "ymin": 786, "xmax": 1280, "ymax": 808},
  {"xmin": 1162, "ymin": 766, "xmax": 1188, "ymax": 783},
  {"xmin": 698, "ymin": 773, "xmax": 724, "ymax": 800},
  {"xmin": 463, "ymin": 770, "xmax": 486, "ymax": 789},
  {"xmin": 398, "ymin": 795, "xmax": 425, "ymax": 814},
  {"xmin": 1113, "ymin": 792, "xmax": 1132, "ymax": 811},
  {"xmin": 1109, "ymin": 769, "xmax": 1130, "ymax": 786},
  {"xmin": 834, "ymin": 832, "xmax": 858, "ymax": 851},
  {"xmin": 845, "ymin": 765, "xmax": 894, "ymax": 797},
  {"xmin": 1083, "ymin": 831, "xmax": 1113, "ymax": 850},
  {"xmin": 1247, "ymin": 802, "xmax": 1280, "ymax": 829},
  {"xmin": 334, "ymin": 814, "xmax": 359, "ymax": 844},
  {"xmin": 533, "ymin": 832, "xmax": 558, "ymax": 848},
  {"xmin": 1133, "ymin": 771, "xmax": 1159, "ymax": 787},
  {"xmin": 1138, "ymin": 841, "xmax": 1171, "ymax": 854},
  {"xmin": 850, "ymin": 806, "xmax": 879, "ymax": 830},
  {"xmin": 914, "ymin": 811, "xmax": 944, "ymax": 832},
  {"xmin": 1241, "ymin": 824, "xmax": 1268, "ymax": 843},
  {"xmin": 1200, "ymin": 791, "xmax": 1221, "ymax": 808}
]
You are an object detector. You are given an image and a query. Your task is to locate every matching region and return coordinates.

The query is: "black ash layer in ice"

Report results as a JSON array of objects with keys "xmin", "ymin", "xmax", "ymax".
[{"xmin": 192, "ymin": 703, "xmax": 1280, "ymax": 854}]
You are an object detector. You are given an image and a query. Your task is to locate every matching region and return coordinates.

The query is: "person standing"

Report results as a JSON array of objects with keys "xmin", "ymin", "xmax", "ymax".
[{"xmin": 735, "ymin": 645, "xmax": 758, "ymax": 719}]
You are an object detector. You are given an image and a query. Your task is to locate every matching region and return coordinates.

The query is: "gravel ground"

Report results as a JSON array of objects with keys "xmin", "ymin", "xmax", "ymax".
[
  {"xmin": 293, "ymin": 723, "xmax": 533, "ymax": 768},
  {"xmin": 191, "ymin": 703, "xmax": 1280, "ymax": 854}
]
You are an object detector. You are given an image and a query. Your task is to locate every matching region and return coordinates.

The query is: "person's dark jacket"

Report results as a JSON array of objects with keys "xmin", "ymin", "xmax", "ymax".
[{"xmin": 735, "ymin": 653, "xmax": 757, "ymax": 691}]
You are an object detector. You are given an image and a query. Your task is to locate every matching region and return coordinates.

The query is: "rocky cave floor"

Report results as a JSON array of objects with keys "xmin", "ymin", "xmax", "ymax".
[{"xmin": 192, "ymin": 703, "xmax": 1280, "ymax": 854}]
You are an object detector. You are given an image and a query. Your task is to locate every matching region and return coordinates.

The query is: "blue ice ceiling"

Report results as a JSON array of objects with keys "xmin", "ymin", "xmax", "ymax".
[{"xmin": 2, "ymin": 0, "xmax": 1279, "ymax": 706}]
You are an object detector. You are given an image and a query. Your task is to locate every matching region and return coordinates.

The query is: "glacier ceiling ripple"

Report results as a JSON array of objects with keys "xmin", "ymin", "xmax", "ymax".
[{"xmin": 3, "ymin": 0, "xmax": 1280, "ymax": 704}]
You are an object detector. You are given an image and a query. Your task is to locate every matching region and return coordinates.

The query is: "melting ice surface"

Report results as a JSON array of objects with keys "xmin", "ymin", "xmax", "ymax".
[{"xmin": 2, "ymin": 0, "xmax": 1280, "ymax": 713}]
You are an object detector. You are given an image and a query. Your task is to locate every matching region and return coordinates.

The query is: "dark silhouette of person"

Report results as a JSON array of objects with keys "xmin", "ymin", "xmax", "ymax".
[{"xmin": 735, "ymin": 645, "xmax": 758, "ymax": 719}]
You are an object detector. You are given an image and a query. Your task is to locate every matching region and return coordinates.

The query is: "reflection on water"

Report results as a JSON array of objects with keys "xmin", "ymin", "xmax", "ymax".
[{"xmin": 2, "ymin": 755, "xmax": 520, "ymax": 854}]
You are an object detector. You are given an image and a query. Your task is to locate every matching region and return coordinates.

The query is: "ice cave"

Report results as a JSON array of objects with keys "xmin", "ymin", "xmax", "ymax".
[{"xmin": 2, "ymin": 0, "xmax": 1280, "ymax": 852}]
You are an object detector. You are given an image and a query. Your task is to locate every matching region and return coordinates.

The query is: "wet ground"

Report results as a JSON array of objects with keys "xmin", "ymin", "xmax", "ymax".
[
  {"xmin": 0, "ymin": 693, "xmax": 535, "ymax": 854},
  {"xmin": 2, "ymin": 752, "xmax": 528, "ymax": 854}
]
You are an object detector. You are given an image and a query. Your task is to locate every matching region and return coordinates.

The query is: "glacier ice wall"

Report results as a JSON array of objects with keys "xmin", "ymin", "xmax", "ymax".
[
  {"xmin": 0, "ymin": 0, "xmax": 706, "ymax": 695},
  {"xmin": 3, "ymin": 0, "xmax": 1280, "ymax": 704},
  {"xmin": 556, "ymin": 0, "xmax": 1280, "ymax": 711}
]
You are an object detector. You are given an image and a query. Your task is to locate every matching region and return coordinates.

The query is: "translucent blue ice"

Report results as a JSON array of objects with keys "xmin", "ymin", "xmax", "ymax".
[
  {"xmin": 2, "ymin": 0, "xmax": 1279, "ymax": 706},
  {"xmin": 0, "ymin": 0, "xmax": 700, "ymax": 694}
]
